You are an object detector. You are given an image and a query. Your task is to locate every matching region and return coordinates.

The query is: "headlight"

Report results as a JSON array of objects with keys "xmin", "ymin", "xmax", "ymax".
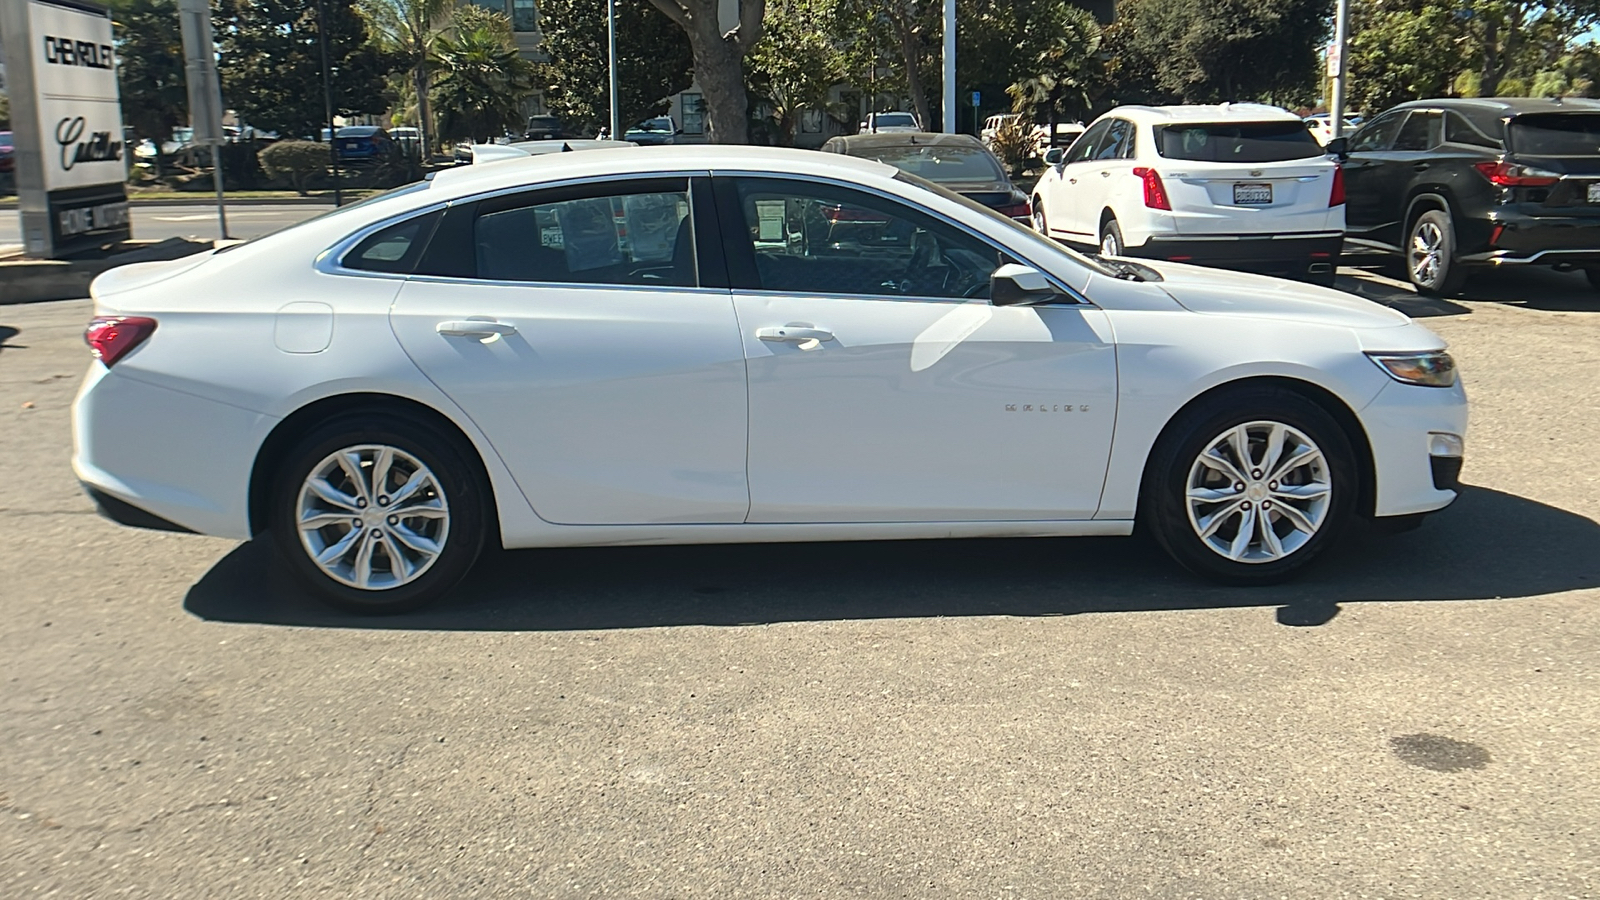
[{"xmin": 1366, "ymin": 351, "xmax": 1457, "ymax": 387}]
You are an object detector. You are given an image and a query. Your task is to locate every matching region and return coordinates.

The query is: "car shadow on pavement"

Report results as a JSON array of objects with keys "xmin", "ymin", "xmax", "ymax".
[
  {"xmin": 184, "ymin": 485, "xmax": 1600, "ymax": 631},
  {"xmin": 0, "ymin": 325, "xmax": 21, "ymax": 355},
  {"xmin": 1338, "ymin": 262, "xmax": 1599, "ymax": 316}
]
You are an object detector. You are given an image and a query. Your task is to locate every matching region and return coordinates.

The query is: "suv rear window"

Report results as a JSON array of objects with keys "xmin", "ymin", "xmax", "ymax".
[
  {"xmin": 1509, "ymin": 114, "xmax": 1600, "ymax": 156},
  {"xmin": 1155, "ymin": 121, "xmax": 1324, "ymax": 162}
]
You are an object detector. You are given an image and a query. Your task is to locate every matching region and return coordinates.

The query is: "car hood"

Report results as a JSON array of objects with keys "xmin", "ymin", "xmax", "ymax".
[{"xmin": 1144, "ymin": 260, "xmax": 1411, "ymax": 330}]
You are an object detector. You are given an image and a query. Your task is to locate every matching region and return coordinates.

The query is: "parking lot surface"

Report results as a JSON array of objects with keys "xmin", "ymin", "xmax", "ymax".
[{"xmin": 2, "ymin": 265, "xmax": 1598, "ymax": 898}]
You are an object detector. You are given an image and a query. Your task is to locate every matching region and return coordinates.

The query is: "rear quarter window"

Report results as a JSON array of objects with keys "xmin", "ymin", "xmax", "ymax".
[
  {"xmin": 1155, "ymin": 121, "xmax": 1324, "ymax": 162},
  {"xmin": 1509, "ymin": 114, "xmax": 1600, "ymax": 156}
]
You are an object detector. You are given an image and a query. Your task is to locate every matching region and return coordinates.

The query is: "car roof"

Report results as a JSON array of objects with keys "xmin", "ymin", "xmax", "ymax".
[
  {"xmin": 1388, "ymin": 96, "xmax": 1600, "ymax": 116},
  {"xmin": 427, "ymin": 145, "xmax": 898, "ymax": 200},
  {"xmin": 1104, "ymin": 103, "xmax": 1300, "ymax": 125},
  {"xmin": 825, "ymin": 132, "xmax": 986, "ymax": 152}
]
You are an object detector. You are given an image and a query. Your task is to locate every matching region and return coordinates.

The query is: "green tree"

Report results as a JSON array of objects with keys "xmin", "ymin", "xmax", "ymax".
[
  {"xmin": 747, "ymin": 0, "xmax": 847, "ymax": 144},
  {"xmin": 430, "ymin": 6, "xmax": 537, "ymax": 142},
  {"xmin": 359, "ymin": 0, "xmax": 453, "ymax": 154},
  {"xmin": 647, "ymin": 0, "xmax": 767, "ymax": 143},
  {"xmin": 1005, "ymin": 5, "xmax": 1104, "ymax": 128},
  {"xmin": 1112, "ymin": 0, "xmax": 1330, "ymax": 104},
  {"xmin": 1347, "ymin": 2, "xmax": 1469, "ymax": 112},
  {"xmin": 215, "ymin": 0, "xmax": 392, "ymax": 140},
  {"xmin": 534, "ymin": 0, "xmax": 693, "ymax": 136},
  {"xmin": 108, "ymin": 0, "xmax": 188, "ymax": 174}
]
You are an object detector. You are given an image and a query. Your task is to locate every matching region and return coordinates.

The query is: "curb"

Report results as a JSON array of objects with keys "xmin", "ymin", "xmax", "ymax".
[
  {"xmin": 0, "ymin": 238, "xmax": 216, "ymax": 305},
  {"xmin": 0, "ymin": 196, "xmax": 340, "ymax": 209}
]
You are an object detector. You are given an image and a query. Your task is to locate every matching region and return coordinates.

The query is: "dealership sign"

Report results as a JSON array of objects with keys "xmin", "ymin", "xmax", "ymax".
[{"xmin": 1, "ymin": 0, "xmax": 132, "ymax": 257}]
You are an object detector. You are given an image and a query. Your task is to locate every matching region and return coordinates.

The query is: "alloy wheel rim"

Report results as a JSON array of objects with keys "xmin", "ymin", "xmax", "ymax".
[
  {"xmin": 1033, "ymin": 206, "xmax": 1047, "ymax": 234},
  {"xmin": 1184, "ymin": 421, "xmax": 1332, "ymax": 564},
  {"xmin": 1100, "ymin": 229, "xmax": 1120, "ymax": 256},
  {"xmin": 1410, "ymin": 221, "xmax": 1443, "ymax": 287},
  {"xmin": 296, "ymin": 444, "xmax": 450, "ymax": 590}
]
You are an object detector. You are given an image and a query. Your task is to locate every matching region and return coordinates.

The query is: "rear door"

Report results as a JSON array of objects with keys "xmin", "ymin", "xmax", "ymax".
[
  {"xmin": 1150, "ymin": 120, "xmax": 1338, "ymax": 236},
  {"xmin": 1081, "ymin": 118, "xmax": 1137, "ymax": 245},
  {"xmin": 389, "ymin": 175, "xmax": 753, "ymax": 526}
]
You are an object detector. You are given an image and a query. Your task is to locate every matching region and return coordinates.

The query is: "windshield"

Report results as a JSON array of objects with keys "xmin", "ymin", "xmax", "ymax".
[
  {"xmin": 1510, "ymin": 113, "xmax": 1600, "ymax": 156},
  {"xmin": 891, "ymin": 170, "xmax": 1114, "ymax": 283},
  {"xmin": 1156, "ymin": 121, "xmax": 1324, "ymax": 162},
  {"xmin": 866, "ymin": 146, "xmax": 1005, "ymax": 183},
  {"xmin": 872, "ymin": 113, "xmax": 917, "ymax": 128}
]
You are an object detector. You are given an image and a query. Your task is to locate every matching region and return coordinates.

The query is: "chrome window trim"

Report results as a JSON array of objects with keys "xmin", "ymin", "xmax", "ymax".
[{"xmin": 401, "ymin": 274, "xmax": 733, "ymax": 295}]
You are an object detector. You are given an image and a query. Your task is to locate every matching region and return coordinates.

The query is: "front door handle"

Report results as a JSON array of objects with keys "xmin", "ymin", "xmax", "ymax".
[
  {"xmin": 1413, "ymin": 162, "xmax": 1431, "ymax": 172},
  {"xmin": 437, "ymin": 319, "xmax": 517, "ymax": 338},
  {"xmin": 1100, "ymin": 170, "xmax": 1111, "ymax": 178},
  {"xmin": 757, "ymin": 324, "xmax": 834, "ymax": 350}
]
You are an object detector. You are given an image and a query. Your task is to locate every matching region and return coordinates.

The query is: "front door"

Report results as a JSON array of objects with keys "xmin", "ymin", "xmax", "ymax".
[
  {"xmin": 389, "ymin": 177, "xmax": 751, "ymax": 525},
  {"xmin": 716, "ymin": 175, "xmax": 1118, "ymax": 523}
]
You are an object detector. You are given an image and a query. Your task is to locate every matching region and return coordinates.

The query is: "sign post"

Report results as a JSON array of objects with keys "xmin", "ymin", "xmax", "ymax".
[
  {"xmin": 0, "ymin": 0, "xmax": 132, "ymax": 258},
  {"xmin": 179, "ymin": 0, "xmax": 229, "ymax": 239}
]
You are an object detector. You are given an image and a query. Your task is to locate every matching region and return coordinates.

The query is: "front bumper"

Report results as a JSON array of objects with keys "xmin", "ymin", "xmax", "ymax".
[
  {"xmin": 1360, "ymin": 378, "xmax": 1469, "ymax": 518},
  {"xmin": 1130, "ymin": 232, "xmax": 1343, "ymax": 280},
  {"xmin": 1462, "ymin": 210, "xmax": 1600, "ymax": 266}
]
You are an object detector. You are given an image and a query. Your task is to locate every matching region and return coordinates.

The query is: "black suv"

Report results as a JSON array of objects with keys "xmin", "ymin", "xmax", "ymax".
[{"xmin": 1335, "ymin": 97, "xmax": 1600, "ymax": 295}]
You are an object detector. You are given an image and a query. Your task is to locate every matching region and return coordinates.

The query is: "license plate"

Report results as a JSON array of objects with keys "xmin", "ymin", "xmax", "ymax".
[
  {"xmin": 1233, "ymin": 183, "xmax": 1272, "ymax": 205},
  {"xmin": 344, "ymin": 141, "xmax": 361, "ymax": 150},
  {"xmin": 1588, "ymin": 183, "xmax": 1600, "ymax": 203}
]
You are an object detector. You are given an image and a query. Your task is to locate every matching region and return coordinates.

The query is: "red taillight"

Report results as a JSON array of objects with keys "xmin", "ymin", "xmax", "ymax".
[
  {"xmin": 1489, "ymin": 224, "xmax": 1505, "ymax": 245},
  {"xmin": 85, "ymin": 316, "xmax": 157, "ymax": 366},
  {"xmin": 1329, "ymin": 165, "xmax": 1345, "ymax": 207},
  {"xmin": 1472, "ymin": 160, "xmax": 1559, "ymax": 187},
  {"xmin": 994, "ymin": 200, "xmax": 1032, "ymax": 218},
  {"xmin": 1132, "ymin": 166, "xmax": 1171, "ymax": 210}
]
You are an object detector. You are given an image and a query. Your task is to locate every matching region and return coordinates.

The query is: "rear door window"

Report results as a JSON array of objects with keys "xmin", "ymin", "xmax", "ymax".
[
  {"xmin": 1444, "ymin": 112, "xmax": 1501, "ymax": 149},
  {"xmin": 1392, "ymin": 111, "xmax": 1441, "ymax": 151},
  {"xmin": 1509, "ymin": 114, "xmax": 1600, "ymax": 156},
  {"xmin": 1153, "ymin": 121, "xmax": 1323, "ymax": 162}
]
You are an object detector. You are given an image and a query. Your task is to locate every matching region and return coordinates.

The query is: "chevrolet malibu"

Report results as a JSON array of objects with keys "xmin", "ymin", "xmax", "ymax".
[{"xmin": 72, "ymin": 147, "xmax": 1467, "ymax": 613}]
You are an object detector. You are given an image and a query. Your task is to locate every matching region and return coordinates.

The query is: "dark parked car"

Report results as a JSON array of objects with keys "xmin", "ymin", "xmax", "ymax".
[
  {"xmin": 0, "ymin": 131, "xmax": 14, "ymax": 178},
  {"xmin": 1336, "ymin": 97, "xmax": 1600, "ymax": 294},
  {"xmin": 320, "ymin": 126, "xmax": 393, "ymax": 163},
  {"xmin": 624, "ymin": 117, "xmax": 678, "ymax": 146},
  {"xmin": 820, "ymin": 132, "xmax": 1032, "ymax": 222},
  {"xmin": 523, "ymin": 115, "xmax": 565, "ymax": 141}
]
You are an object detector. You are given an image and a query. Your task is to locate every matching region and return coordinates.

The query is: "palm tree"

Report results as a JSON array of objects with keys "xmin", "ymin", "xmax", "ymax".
[
  {"xmin": 431, "ymin": 7, "xmax": 538, "ymax": 142},
  {"xmin": 359, "ymin": 0, "xmax": 454, "ymax": 156}
]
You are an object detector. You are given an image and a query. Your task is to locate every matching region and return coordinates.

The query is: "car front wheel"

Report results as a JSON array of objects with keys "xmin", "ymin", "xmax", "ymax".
[
  {"xmin": 1142, "ymin": 387, "xmax": 1356, "ymax": 584},
  {"xmin": 1032, "ymin": 199, "xmax": 1048, "ymax": 236},
  {"xmin": 270, "ymin": 413, "xmax": 488, "ymax": 613}
]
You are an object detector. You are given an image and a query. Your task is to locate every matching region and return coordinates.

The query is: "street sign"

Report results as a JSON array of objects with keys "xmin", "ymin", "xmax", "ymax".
[
  {"xmin": 179, "ymin": 0, "xmax": 225, "ymax": 147},
  {"xmin": 971, "ymin": 91, "xmax": 981, "ymax": 107},
  {"xmin": 1326, "ymin": 41, "xmax": 1343, "ymax": 78},
  {"xmin": 0, "ymin": 0, "xmax": 132, "ymax": 257}
]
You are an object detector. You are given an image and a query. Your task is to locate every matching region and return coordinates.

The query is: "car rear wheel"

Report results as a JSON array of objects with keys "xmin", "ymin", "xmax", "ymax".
[
  {"xmin": 1407, "ymin": 209, "xmax": 1468, "ymax": 296},
  {"xmin": 270, "ymin": 413, "xmax": 488, "ymax": 614},
  {"xmin": 1142, "ymin": 387, "xmax": 1356, "ymax": 584},
  {"xmin": 1099, "ymin": 218, "xmax": 1124, "ymax": 257}
]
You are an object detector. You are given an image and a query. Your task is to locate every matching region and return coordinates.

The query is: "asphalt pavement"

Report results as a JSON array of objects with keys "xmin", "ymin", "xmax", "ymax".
[
  {"xmin": 0, "ymin": 203, "xmax": 331, "ymax": 251},
  {"xmin": 2, "ymin": 265, "xmax": 1598, "ymax": 899}
]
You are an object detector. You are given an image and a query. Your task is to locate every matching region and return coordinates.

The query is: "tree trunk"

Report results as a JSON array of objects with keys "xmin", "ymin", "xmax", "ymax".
[
  {"xmin": 894, "ymin": 18, "xmax": 932, "ymax": 130},
  {"xmin": 1481, "ymin": 18, "xmax": 1501, "ymax": 98},
  {"xmin": 691, "ymin": 28, "xmax": 752, "ymax": 144},
  {"xmin": 414, "ymin": 62, "xmax": 435, "ymax": 158}
]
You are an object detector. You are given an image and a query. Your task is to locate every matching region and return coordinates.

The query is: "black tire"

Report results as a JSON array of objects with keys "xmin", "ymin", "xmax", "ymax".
[
  {"xmin": 1032, "ymin": 198, "xmax": 1048, "ymax": 236},
  {"xmin": 269, "ymin": 412, "xmax": 488, "ymax": 614},
  {"xmin": 1140, "ymin": 386, "xmax": 1358, "ymax": 585},
  {"xmin": 1406, "ymin": 209, "xmax": 1469, "ymax": 296},
  {"xmin": 1099, "ymin": 218, "xmax": 1124, "ymax": 257}
]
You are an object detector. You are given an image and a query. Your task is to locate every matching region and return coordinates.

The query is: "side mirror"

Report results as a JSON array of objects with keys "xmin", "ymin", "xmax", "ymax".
[
  {"xmin": 990, "ymin": 263, "xmax": 1063, "ymax": 306},
  {"xmin": 1325, "ymin": 136, "xmax": 1349, "ymax": 159},
  {"xmin": 1043, "ymin": 147, "xmax": 1064, "ymax": 166}
]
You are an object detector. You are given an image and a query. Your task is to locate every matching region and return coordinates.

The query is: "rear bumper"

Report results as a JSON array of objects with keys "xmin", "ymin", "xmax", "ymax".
[
  {"xmin": 1129, "ymin": 232, "xmax": 1343, "ymax": 279},
  {"xmin": 1461, "ymin": 211, "xmax": 1600, "ymax": 266}
]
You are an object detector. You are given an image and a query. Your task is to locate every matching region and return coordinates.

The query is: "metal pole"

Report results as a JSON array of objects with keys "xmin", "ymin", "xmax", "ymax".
[
  {"xmin": 942, "ymin": 0, "xmax": 956, "ymax": 132},
  {"xmin": 317, "ymin": 0, "xmax": 342, "ymax": 206},
  {"xmin": 1330, "ymin": 0, "xmax": 1350, "ymax": 137},
  {"xmin": 211, "ymin": 150, "xmax": 230, "ymax": 239},
  {"xmin": 607, "ymin": 0, "xmax": 620, "ymax": 139}
]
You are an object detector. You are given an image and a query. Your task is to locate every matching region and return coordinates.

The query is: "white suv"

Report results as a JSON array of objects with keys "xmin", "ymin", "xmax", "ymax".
[{"xmin": 1032, "ymin": 104, "xmax": 1345, "ymax": 285}]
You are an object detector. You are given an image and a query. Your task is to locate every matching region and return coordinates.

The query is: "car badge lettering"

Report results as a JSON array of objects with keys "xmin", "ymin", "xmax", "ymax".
[{"xmin": 56, "ymin": 117, "xmax": 124, "ymax": 172}]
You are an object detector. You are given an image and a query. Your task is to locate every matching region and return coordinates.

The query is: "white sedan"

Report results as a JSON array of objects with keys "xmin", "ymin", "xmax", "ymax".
[{"xmin": 73, "ymin": 147, "xmax": 1466, "ymax": 613}]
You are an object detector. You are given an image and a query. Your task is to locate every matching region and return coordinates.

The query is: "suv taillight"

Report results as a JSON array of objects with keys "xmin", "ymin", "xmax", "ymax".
[
  {"xmin": 85, "ymin": 316, "xmax": 157, "ymax": 366},
  {"xmin": 995, "ymin": 199, "xmax": 1032, "ymax": 218},
  {"xmin": 1329, "ymin": 165, "xmax": 1345, "ymax": 207},
  {"xmin": 1132, "ymin": 167, "xmax": 1171, "ymax": 210},
  {"xmin": 1473, "ymin": 160, "xmax": 1560, "ymax": 187}
]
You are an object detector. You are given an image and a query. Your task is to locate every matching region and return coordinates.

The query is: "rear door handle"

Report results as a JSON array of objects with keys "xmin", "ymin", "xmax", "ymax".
[
  {"xmin": 1100, "ymin": 170, "xmax": 1111, "ymax": 178},
  {"xmin": 1413, "ymin": 162, "xmax": 1431, "ymax": 172},
  {"xmin": 436, "ymin": 319, "xmax": 517, "ymax": 338},
  {"xmin": 757, "ymin": 325, "xmax": 834, "ymax": 349}
]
